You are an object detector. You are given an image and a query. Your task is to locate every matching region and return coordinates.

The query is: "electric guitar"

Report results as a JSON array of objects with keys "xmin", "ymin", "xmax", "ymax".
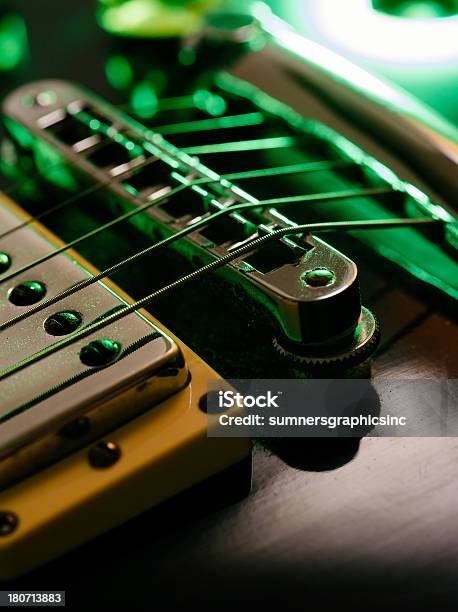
[{"xmin": 0, "ymin": 1, "xmax": 457, "ymax": 604}]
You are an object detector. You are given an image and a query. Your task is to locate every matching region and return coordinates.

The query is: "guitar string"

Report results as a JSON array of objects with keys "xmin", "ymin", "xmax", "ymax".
[
  {"xmin": 0, "ymin": 158, "xmax": 352, "ymax": 241},
  {"xmin": 0, "ymin": 111, "xmax": 424, "ymax": 365},
  {"xmin": 0, "ymin": 216, "xmax": 443, "ymax": 382},
  {"xmin": 0, "ymin": 183, "xmax": 188, "ymax": 283},
  {"xmin": 152, "ymin": 111, "xmax": 265, "ymax": 135},
  {"xmin": 0, "ymin": 97, "xmax": 273, "ymax": 203},
  {"xmin": 216, "ymin": 159, "xmax": 353, "ymax": 181},
  {"xmin": 114, "ymin": 94, "xmax": 197, "ymax": 113},
  {"xmin": 181, "ymin": 136, "xmax": 298, "ymax": 156},
  {"xmin": 0, "ymin": 183, "xmax": 393, "ymax": 285},
  {"xmin": 0, "ymin": 184, "xmax": 395, "ymax": 331},
  {"xmin": 0, "ymin": 136, "xmax": 308, "ymax": 209},
  {"xmin": 0, "ymin": 96, "xmax": 378, "ymax": 247},
  {"xmin": 0, "ymin": 102, "xmax": 362, "ymax": 288},
  {"xmin": 0, "ymin": 101, "xmax": 205, "ymax": 239},
  {"xmin": 0, "ymin": 153, "xmax": 160, "ymax": 240}
]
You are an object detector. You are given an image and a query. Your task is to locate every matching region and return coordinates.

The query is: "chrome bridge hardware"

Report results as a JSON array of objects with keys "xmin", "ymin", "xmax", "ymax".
[
  {"xmin": 3, "ymin": 81, "xmax": 384, "ymax": 368},
  {"xmin": 0, "ymin": 193, "xmax": 188, "ymax": 489}
]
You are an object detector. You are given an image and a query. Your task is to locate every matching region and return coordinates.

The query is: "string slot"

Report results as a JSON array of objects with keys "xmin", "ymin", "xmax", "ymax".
[
  {"xmin": 43, "ymin": 103, "xmax": 120, "ymax": 153},
  {"xmin": 158, "ymin": 189, "xmax": 210, "ymax": 221},
  {"xmin": 243, "ymin": 240, "xmax": 303, "ymax": 274},
  {"xmin": 70, "ymin": 104, "xmax": 115, "ymax": 129},
  {"xmin": 121, "ymin": 158, "xmax": 175, "ymax": 196},
  {"xmin": 84, "ymin": 138, "xmax": 144, "ymax": 172},
  {"xmin": 199, "ymin": 215, "xmax": 252, "ymax": 247},
  {"xmin": 72, "ymin": 134, "xmax": 103, "ymax": 154},
  {"xmin": 44, "ymin": 112, "xmax": 94, "ymax": 146}
]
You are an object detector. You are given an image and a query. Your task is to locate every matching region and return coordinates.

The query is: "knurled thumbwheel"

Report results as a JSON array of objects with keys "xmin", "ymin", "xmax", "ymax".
[{"xmin": 273, "ymin": 307, "xmax": 381, "ymax": 370}]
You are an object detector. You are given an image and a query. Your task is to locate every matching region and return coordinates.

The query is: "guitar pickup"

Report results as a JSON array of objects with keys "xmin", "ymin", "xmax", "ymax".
[{"xmin": 0, "ymin": 198, "xmax": 189, "ymax": 489}]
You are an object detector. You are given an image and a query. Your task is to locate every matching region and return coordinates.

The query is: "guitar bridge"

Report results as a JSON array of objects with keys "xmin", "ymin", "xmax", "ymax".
[{"xmin": 1, "ymin": 80, "xmax": 391, "ymax": 370}]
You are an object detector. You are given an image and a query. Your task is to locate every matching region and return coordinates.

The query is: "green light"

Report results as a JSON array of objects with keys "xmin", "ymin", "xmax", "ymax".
[
  {"xmin": 105, "ymin": 54, "xmax": 134, "ymax": 90},
  {"xmin": 193, "ymin": 89, "xmax": 227, "ymax": 116},
  {"xmin": 97, "ymin": 0, "xmax": 221, "ymax": 38},
  {"xmin": 34, "ymin": 140, "xmax": 78, "ymax": 191},
  {"xmin": 372, "ymin": 0, "xmax": 458, "ymax": 18},
  {"xmin": 89, "ymin": 118, "xmax": 101, "ymax": 131},
  {"xmin": 0, "ymin": 12, "xmax": 28, "ymax": 72},
  {"xmin": 131, "ymin": 80, "xmax": 159, "ymax": 118},
  {"xmin": 292, "ymin": 0, "xmax": 458, "ymax": 64}
]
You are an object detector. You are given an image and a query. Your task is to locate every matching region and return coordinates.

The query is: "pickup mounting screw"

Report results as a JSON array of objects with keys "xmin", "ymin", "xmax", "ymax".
[
  {"xmin": 59, "ymin": 416, "xmax": 91, "ymax": 439},
  {"xmin": 302, "ymin": 268, "xmax": 335, "ymax": 287},
  {"xmin": 44, "ymin": 311, "xmax": 82, "ymax": 336},
  {"xmin": 0, "ymin": 253, "xmax": 11, "ymax": 274},
  {"xmin": 0, "ymin": 512, "xmax": 18, "ymax": 536},
  {"xmin": 88, "ymin": 441, "xmax": 121, "ymax": 468},
  {"xmin": 80, "ymin": 339, "xmax": 121, "ymax": 367},
  {"xmin": 8, "ymin": 281, "xmax": 46, "ymax": 305},
  {"xmin": 199, "ymin": 391, "xmax": 227, "ymax": 414}
]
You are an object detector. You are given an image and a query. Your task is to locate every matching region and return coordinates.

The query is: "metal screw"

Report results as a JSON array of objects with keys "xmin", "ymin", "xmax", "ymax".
[
  {"xmin": 79, "ymin": 339, "xmax": 121, "ymax": 367},
  {"xmin": 44, "ymin": 311, "xmax": 82, "ymax": 336},
  {"xmin": 302, "ymin": 268, "xmax": 335, "ymax": 287},
  {"xmin": 204, "ymin": 12, "xmax": 259, "ymax": 43},
  {"xmin": 8, "ymin": 281, "xmax": 46, "ymax": 306},
  {"xmin": 0, "ymin": 512, "xmax": 18, "ymax": 536},
  {"xmin": 59, "ymin": 416, "xmax": 91, "ymax": 439},
  {"xmin": 0, "ymin": 252, "xmax": 11, "ymax": 274},
  {"xmin": 199, "ymin": 393, "xmax": 210, "ymax": 413},
  {"xmin": 88, "ymin": 441, "xmax": 121, "ymax": 468},
  {"xmin": 35, "ymin": 90, "xmax": 57, "ymax": 107},
  {"xmin": 198, "ymin": 391, "xmax": 226, "ymax": 414}
]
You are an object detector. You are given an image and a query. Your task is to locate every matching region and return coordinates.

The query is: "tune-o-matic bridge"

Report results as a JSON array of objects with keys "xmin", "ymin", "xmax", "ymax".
[{"xmin": 2, "ymin": 81, "xmax": 386, "ymax": 368}]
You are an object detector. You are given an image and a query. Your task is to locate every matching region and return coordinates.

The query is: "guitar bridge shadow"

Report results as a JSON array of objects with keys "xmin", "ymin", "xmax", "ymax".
[{"xmin": 262, "ymin": 379, "xmax": 380, "ymax": 471}]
